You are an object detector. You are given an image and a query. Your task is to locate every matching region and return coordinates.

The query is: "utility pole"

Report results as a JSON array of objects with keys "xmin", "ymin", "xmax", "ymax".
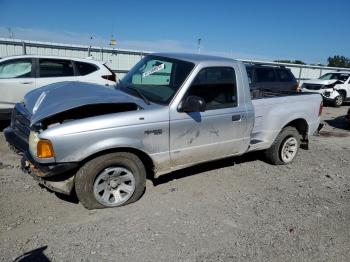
[
  {"xmin": 7, "ymin": 27, "xmax": 14, "ymax": 39},
  {"xmin": 88, "ymin": 36, "xmax": 94, "ymax": 57},
  {"xmin": 197, "ymin": 38, "xmax": 202, "ymax": 54}
]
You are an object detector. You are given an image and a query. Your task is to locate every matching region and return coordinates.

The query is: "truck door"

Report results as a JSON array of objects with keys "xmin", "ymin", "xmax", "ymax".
[{"xmin": 169, "ymin": 66, "xmax": 248, "ymax": 167}]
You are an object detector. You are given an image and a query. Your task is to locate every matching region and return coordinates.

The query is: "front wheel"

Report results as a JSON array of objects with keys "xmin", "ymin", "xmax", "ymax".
[
  {"xmin": 264, "ymin": 126, "xmax": 300, "ymax": 165},
  {"xmin": 75, "ymin": 152, "xmax": 146, "ymax": 209},
  {"xmin": 333, "ymin": 94, "xmax": 344, "ymax": 107}
]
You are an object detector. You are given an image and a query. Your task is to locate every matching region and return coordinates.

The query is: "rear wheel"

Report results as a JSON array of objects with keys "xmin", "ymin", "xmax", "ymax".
[
  {"xmin": 264, "ymin": 126, "xmax": 300, "ymax": 165},
  {"xmin": 75, "ymin": 152, "xmax": 146, "ymax": 209}
]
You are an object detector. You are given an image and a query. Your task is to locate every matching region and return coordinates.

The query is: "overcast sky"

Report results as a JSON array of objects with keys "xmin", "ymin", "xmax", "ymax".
[{"xmin": 0, "ymin": 0, "xmax": 349, "ymax": 63}]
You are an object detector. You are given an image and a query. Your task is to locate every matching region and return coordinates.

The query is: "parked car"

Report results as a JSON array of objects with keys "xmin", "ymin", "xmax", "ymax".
[
  {"xmin": 245, "ymin": 64, "xmax": 299, "ymax": 92},
  {"xmin": 346, "ymin": 108, "xmax": 350, "ymax": 126},
  {"xmin": 301, "ymin": 71, "xmax": 350, "ymax": 107},
  {"xmin": 0, "ymin": 55, "xmax": 117, "ymax": 120},
  {"xmin": 5, "ymin": 53, "xmax": 322, "ymax": 209}
]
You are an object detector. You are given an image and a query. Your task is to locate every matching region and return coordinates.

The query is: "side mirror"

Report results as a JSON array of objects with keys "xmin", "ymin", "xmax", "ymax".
[{"xmin": 178, "ymin": 95, "xmax": 206, "ymax": 113}]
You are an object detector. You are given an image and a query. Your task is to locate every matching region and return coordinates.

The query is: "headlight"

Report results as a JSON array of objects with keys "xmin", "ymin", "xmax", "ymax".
[
  {"xmin": 29, "ymin": 131, "xmax": 55, "ymax": 158},
  {"xmin": 29, "ymin": 131, "xmax": 40, "ymax": 156}
]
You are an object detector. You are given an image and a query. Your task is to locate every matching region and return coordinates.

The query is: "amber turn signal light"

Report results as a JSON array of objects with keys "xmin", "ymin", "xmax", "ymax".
[{"xmin": 37, "ymin": 140, "xmax": 55, "ymax": 158}]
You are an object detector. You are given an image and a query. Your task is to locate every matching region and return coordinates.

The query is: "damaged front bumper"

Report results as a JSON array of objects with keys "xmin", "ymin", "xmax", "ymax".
[
  {"xmin": 5, "ymin": 126, "xmax": 78, "ymax": 195},
  {"xmin": 21, "ymin": 155, "xmax": 77, "ymax": 195},
  {"xmin": 302, "ymin": 88, "xmax": 340, "ymax": 102},
  {"xmin": 322, "ymin": 89, "xmax": 340, "ymax": 103}
]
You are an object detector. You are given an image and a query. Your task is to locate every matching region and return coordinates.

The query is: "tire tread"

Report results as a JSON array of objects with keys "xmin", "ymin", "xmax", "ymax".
[
  {"xmin": 75, "ymin": 152, "xmax": 146, "ymax": 210},
  {"xmin": 264, "ymin": 126, "xmax": 300, "ymax": 165}
]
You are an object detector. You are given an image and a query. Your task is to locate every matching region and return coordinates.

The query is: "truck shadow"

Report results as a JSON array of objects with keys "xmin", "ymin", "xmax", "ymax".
[
  {"xmin": 0, "ymin": 120, "xmax": 10, "ymax": 132},
  {"xmin": 39, "ymin": 184, "xmax": 80, "ymax": 204},
  {"xmin": 152, "ymin": 152, "xmax": 262, "ymax": 186},
  {"xmin": 54, "ymin": 191, "xmax": 80, "ymax": 204},
  {"xmin": 324, "ymin": 101, "xmax": 350, "ymax": 107},
  {"xmin": 13, "ymin": 246, "xmax": 50, "ymax": 262},
  {"xmin": 324, "ymin": 115, "xmax": 350, "ymax": 131}
]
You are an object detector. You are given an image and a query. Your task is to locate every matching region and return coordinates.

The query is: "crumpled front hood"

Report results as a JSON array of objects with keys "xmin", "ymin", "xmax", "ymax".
[
  {"xmin": 23, "ymin": 81, "xmax": 143, "ymax": 125},
  {"xmin": 302, "ymin": 79, "xmax": 338, "ymax": 86}
]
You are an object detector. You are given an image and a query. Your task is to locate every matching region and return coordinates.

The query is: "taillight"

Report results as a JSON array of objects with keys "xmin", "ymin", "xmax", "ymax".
[
  {"xmin": 102, "ymin": 74, "xmax": 116, "ymax": 82},
  {"xmin": 294, "ymin": 84, "xmax": 300, "ymax": 92},
  {"xmin": 319, "ymin": 101, "xmax": 323, "ymax": 116}
]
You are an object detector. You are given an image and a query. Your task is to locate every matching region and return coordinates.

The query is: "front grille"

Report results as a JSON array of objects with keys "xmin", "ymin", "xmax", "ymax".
[
  {"xmin": 303, "ymin": 84, "xmax": 323, "ymax": 90},
  {"xmin": 11, "ymin": 105, "xmax": 31, "ymax": 142}
]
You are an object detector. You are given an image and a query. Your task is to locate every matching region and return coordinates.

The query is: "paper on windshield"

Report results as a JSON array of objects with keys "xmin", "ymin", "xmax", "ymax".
[{"xmin": 142, "ymin": 63, "xmax": 165, "ymax": 78}]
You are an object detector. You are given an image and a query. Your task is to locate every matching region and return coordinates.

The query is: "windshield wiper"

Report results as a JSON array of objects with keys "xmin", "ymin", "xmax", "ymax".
[{"xmin": 118, "ymin": 82, "xmax": 150, "ymax": 105}]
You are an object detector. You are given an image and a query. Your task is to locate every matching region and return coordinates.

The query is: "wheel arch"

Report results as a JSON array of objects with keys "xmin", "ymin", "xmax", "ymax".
[
  {"xmin": 282, "ymin": 118, "xmax": 309, "ymax": 149},
  {"xmin": 80, "ymin": 147, "xmax": 155, "ymax": 178},
  {"xmin": 337, "ymin": 89, "xmax": 347, "ymax": 98}
]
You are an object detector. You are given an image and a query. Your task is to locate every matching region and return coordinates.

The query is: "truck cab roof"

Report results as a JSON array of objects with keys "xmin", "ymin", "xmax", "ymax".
[{"xmin": 152, "ymin": 52, "xmax": 236, "ymax": 64}]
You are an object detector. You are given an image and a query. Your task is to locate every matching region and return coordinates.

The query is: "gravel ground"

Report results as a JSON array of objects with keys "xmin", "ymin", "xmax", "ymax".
[{"xmin": 0, "ymin": 104, "xmax": 349, "ymax": 262}]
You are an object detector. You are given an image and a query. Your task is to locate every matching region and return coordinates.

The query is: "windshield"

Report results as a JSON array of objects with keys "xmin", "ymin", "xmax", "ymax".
[
  {"xmin": 118, "ymin": 55, "xmax": 194, "ymax": 104},
  {"xmin": 319, "ymin": 73, "xmax": 350, "ymax": 81}
]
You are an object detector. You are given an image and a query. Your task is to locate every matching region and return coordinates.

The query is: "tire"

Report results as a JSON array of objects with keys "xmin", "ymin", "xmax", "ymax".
[
  {"xmin": 264, "ymin": 126, "xmax": 300, "ymax": 165},
  {"xmin": 75, "ymin": 152, "xmax": 146, "ymax": 209},
  {"xmin": 333, "ymin": 93, "xmax": 344, "ymax": 107}
]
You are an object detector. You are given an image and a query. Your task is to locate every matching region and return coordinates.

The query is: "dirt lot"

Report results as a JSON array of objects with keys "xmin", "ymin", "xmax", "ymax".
[{"xmin": 0, "ymin": 105, "xmax": 349, "ymax": 262}]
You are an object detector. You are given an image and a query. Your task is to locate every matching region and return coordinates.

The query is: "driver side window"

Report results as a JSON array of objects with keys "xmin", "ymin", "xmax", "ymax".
[{"xmin": 186, "ymin": 67, "xmax": 237, "ymax": 110}]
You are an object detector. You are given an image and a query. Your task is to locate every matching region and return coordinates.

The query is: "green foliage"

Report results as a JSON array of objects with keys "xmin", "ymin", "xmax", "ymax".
[
  {"xmin": 327, "ymin": 55, "xmax": 350, "ymax": 68},
  {"xmin": 274, "ymin": 60, "xmax": 306, "ymax": 65}
]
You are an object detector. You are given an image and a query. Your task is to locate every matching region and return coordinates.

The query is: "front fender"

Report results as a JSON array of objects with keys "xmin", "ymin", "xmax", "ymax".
[
  {"xmin": 52, "ymin": 135, "xmax": 147, "ymax": 162},
  {"xmin": 74, "ymin": 137, "xmax": 146, "ymax": 162},
  {"xmin": 334, "ymin": 85, "xmax": 349, "ymax": 96},
  {"xmin": 53, "ymin": 135, "xmax": 170, "ymax": 176}
]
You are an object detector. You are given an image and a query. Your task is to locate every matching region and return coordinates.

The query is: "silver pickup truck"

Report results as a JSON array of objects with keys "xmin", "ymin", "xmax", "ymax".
[{"xmin": 5, "ymin": 53, "xmax": 323, "ymax": 209}]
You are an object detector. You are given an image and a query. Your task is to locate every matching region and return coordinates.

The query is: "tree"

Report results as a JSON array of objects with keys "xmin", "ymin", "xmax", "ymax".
[
  {"xmin": 274, "ymin": 59, "xmax": 306, "ymax": 65},
  {"xmin": 327, "ymin": 55, "xmax": 350, "ymax": 68}
]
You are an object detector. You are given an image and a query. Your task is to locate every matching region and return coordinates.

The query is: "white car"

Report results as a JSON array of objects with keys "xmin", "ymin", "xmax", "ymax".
[
  {"xmin": 0, "ymin": 55, "xmax": 117, "ymax": 120},
  {"xmin": 301, "ymin": 71, "xmax": 350, "ymax": 107}
]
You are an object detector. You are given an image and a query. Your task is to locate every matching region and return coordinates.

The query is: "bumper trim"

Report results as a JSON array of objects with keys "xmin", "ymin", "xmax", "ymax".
[
  {"xmin": 322, "ymin": 97, "xmax": 336, "ymax": 102},
  {"xmin": 6, "ymin": 126, "xmax": 78, "ymax": 178},
  {"xmin": 23, "ymin": 151, "xmax": 79, "ymax": 178},
  {"xmin": 21, "ymin": 156, "xmax": 78, "ymax": 195},
  {"xmin": 6, "ymin": 125, "xmax": 78, "ymax": 194}
]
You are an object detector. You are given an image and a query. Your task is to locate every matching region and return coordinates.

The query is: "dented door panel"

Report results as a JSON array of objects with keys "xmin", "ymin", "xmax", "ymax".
[{"xmin": 169, "ymin": 107, "xmax": 247, "ymax": 167}]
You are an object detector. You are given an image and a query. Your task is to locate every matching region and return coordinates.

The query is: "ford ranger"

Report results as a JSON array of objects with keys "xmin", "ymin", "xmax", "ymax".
[{"xmin": 4, "ymin": 53, "xmax": 323, "ymax": 209}]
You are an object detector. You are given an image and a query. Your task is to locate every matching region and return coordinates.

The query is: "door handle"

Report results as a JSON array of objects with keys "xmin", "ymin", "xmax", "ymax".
[
  {"xmin": 231, "ymin": 114, "xmax": 241, "ymax": 122},
  {"xmin": 20, "ymin": 81, "xmax": 34, "ymax": 84}
]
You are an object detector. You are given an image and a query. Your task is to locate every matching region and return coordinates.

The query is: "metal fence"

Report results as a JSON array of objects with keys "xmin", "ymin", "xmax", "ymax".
[
  {"xmin": 0, "ymin": 38, "xmax": 147, "ymax": 79},
  {"xmin": 1, "ymin": 37, "xmax": 349, "ymax": 82}
]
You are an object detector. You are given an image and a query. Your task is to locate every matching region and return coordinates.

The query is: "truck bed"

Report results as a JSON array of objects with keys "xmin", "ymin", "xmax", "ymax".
[
  {"xmin": 251, "ymin": 89, "xmax": 316, "ymax": 100},
  {"xmin": 248, "ymin": 91, "xmax": 322, "ymax": 152}
]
